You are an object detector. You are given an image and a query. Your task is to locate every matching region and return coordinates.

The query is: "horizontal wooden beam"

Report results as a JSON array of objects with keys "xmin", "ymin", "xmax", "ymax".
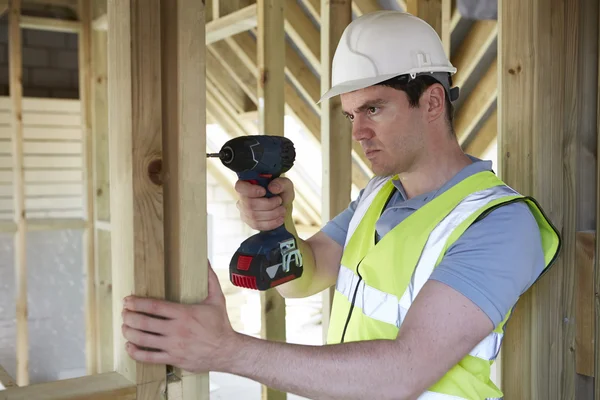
[
  {"xmin": 96, "ymin": 4, "xmax": 257, "ymax": 43},
  {"xmin": 0, "ymin": 372, "xmax": 136, "ymax": 400},
  {"xmin": 20, "ymin": 16, "xmax": 80, "ymax": 33},
  {"xmin": 206, "ymin": 3, "xmax": 257, "ymax": 44}
]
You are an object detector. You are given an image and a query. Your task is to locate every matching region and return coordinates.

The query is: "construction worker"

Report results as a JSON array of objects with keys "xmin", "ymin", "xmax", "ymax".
[{"xmin": 121, "ymin": 11, "xmax": 561, "ymax": 399}]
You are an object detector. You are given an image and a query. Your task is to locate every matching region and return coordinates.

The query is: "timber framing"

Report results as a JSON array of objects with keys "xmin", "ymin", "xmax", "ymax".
[{"xmin": 8, "ymin": 0, "xmax": 596, "ymax": 399}]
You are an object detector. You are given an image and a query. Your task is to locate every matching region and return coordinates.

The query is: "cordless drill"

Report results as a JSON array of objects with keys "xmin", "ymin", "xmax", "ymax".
[{"xmin": 207, "ymin": 135, "xmax": 304, "ymax": 291}]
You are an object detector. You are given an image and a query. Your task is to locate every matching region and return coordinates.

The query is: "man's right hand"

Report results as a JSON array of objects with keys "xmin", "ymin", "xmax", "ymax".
[{"xmin": 234, "ymin": 177, "xmax": 295, "ymax": 231}]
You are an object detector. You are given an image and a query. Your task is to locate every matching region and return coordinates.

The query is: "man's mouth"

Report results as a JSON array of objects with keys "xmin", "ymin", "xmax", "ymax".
[{"xmin": 365, "ymin": 149, "xmax": 380, "ymax": 158}]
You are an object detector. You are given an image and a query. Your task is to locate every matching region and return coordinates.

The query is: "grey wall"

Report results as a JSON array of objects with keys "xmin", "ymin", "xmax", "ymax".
[
  {"xmin": 0, "ymin": 16, "xmax": 79, "ymax": 99},
  {"xmin": 0, "ymin": 19, "xmax": 85, "ymax": 385}
]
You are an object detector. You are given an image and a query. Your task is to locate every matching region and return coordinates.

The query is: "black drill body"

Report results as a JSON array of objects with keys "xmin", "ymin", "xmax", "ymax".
[{"xmin": 208, "ymin": 135, "xmax": 304, "ymax": 291}]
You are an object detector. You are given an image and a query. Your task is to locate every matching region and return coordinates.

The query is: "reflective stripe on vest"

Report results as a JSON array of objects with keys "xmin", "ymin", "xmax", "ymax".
[{"xmin": 335, "ymin": 184, "xmax": 518, "ymax": 360}]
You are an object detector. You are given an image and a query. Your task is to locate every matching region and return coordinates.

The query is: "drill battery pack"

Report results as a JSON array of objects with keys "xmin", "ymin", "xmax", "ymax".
[{"xmin": 229, "ymin": 225, "xmax": 303, "ymax": 291}]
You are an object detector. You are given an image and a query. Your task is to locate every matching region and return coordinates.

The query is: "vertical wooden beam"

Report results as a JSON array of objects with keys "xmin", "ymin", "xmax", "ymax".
[
  {"xmin": 78, "ymin": 0, "xmax": 97, "ymax": 376},
  {"xmin": 107, "ymin": 0, "xmax": 167, "ymax": 396},
  {"xmin": 498, "ymin": 0, "xmax": 590, "ymax": 398},
  {"xmin": 8, "ymin": 0, "xmax": 28, "ymax": 387},
  {"xmin": 596, "ymin": 2, "xmax": 600, "ymax": 397},
  {"xmin": 406, "ymin": 0, "xmax": 451, "ymax": 56},
  {"xmin": 161, "ymin": 0, "xmax": 208, "ymax": 399},
  {"xmin": 257, "ymin": 1, "xmax": 286, "ymax": 399},
  {"xmin": 320, "ymin": 0, "xmax": 352, "ymax": 343},
  {"xmin": 91, "ymin": 0, "xmax": 113, "ymax": 374}
]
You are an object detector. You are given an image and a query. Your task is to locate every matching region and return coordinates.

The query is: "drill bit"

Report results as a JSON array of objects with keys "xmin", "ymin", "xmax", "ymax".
[{"xmin": 206, "ymin": 153, "xmax": 221, "ymax": 158}]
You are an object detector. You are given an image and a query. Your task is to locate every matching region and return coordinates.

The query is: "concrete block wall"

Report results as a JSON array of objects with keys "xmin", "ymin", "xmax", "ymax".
[{"xmin": 0, "ymin": 18, "xmax": 79, "ymax": 99}]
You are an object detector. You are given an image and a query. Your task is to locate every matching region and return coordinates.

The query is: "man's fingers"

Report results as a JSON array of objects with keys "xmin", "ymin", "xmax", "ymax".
[
  {"xmin": 125, "ymin": 342, "xmax": 176, "ymax": 365},
  {"xmin": 122, "ymin": 324, "xmax": 167, "ymax": 350},
  {"xmin": 123, "ymin": 296, "xmax": 185, "ymax": 319},
  {"xmin": 122, "ymin": 309, "xmax": 171, "ymax": 335},
  {"xmin": 235, "ymin": 180, "xmax": 266, "ymax": 198},
  {"xmin": 240, "ymin": 196, "xmax": 282, "ymax": 212},
  {"xmin": 268, "ymin": 178, "xmax": 294, "ymax": 205}
]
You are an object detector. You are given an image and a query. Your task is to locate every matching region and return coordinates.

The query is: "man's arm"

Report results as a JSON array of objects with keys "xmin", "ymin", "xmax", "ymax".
[
  {"xmin": 235, "ymin": 177, "xmax": 361, "ymax": 299},
  {"xmin": 225, "ymin": 279, "xmax": 493, "ymax": 400}
]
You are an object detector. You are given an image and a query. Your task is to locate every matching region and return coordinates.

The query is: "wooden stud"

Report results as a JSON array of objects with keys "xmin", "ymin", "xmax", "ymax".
[
  {"xmin": 406, "ymin": 0, "xmax": 451, "ymax": 56},
  {"xmin": 576, "ymin": 231, "xmax": 595, "ymax": 377},
  {"xmin": 9, "ymin": 0, "xmax": 28, "ymax": 387},
  {"xmin": 91, "ymin": 0, "xmax": 113, "ymax": 374},
  {"xmin": 498, "ymin": 0, "xmax": 583, "ymax": 397},
  {"xmin": 78, "ymin": 0, "xmax": 97, "ymax": 376},
  {"xmin": 160, "ymin": 0, "xmax": 209, "ymax": 397},
  {"xmin": 320, "ymin": 0, "xmax": 352, "ymax": 343},
  {"xmin": 595, "ymin": 1, "xmax": 600, "ymax": 396},
  {"xmin": 107, "ymin": 0, "xmax": 167, "ymax": 396},
  {"xmin": 257, "ymin": 1, "xmax": 287, "ymax": 399},
  {"xmin": 205, "ymin": 4, "xmax": 257, "ymax": 44}
]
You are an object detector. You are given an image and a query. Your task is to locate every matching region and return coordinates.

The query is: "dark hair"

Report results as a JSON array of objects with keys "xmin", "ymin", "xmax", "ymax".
[{"xmin": 376, "ymin": 74, "xmax": 456, "ymax": 135}]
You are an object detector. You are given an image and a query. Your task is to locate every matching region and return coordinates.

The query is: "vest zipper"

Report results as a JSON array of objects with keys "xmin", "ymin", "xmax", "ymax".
[{"xmin": 340, "ymin": 261, "xmax": 363, "ymax": 343}]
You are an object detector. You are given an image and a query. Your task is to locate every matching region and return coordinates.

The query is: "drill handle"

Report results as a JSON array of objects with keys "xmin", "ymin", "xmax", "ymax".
[{"xmin": 238, "ymin": 170, "xmax": 279, "ymax": 199}]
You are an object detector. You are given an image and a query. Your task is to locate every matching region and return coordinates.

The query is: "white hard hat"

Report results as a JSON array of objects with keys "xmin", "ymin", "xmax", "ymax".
[{"xmin": 319, "ymin": 10, "xmax": 458, "ymax": 103}]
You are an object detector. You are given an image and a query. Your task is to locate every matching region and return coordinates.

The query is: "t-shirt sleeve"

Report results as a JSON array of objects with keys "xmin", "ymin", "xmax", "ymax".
[
  {"xmin": 428, "ymin": 200, "xmax": 547, "ymax": 329},
  {"xmin": 320, "ymin": 188, "xmax": 364, "ymax": 247}
]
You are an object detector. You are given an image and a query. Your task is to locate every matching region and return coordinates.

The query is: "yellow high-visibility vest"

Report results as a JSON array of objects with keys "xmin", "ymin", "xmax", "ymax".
[{"xmin": 326, "ymin": 171, "xmax": 561, "ymax": 399}]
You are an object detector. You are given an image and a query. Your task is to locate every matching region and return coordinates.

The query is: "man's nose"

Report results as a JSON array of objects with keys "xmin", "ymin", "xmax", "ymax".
[{"xmin": 351, "ymin": 116, "xmax": 374, "ymax": 142}]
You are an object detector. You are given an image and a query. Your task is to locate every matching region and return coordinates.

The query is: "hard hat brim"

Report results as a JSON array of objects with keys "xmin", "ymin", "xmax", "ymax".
[
  {"xmin": 317, "ymin": 74, "xmax": 401, "ymax": 104},
  {"xmin": 317, "ymin": 67, "xmax": 457, "ymax": 104}
]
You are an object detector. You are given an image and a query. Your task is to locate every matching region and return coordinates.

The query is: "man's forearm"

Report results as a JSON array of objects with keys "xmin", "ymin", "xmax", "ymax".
[
  {"xmin": 274, "ymin": 212, "xmax": 321, "ymax": 298},
  {"xmin": 221, "ymin": 333, "xmax": 420, "ymax": 400}
]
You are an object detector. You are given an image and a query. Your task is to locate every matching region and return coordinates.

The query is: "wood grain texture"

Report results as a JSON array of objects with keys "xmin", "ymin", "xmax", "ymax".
[
  {"xmin": 107, "ymin": 0, "xmax": 166, "ymax": 396},
  {"xmin": 161, "ymin": 0, "xmax": 209, "ymax": 398},
  {"xmin": 0, "ymin": 372, "xmax": 136, "ymax": 400},
  {"xmin": 576, "ymin": 231, "xmax": 595, "ymax": 377},
  {"xmin": 78, "ymin": 0, "xmax": 97, "ymax": 376},
  {"xmin": 91, "ymin": 0, "xmax": 113, "ymax": 374},
  {"xmin": 320, "ymin": 0, "xmax": 352, "ymax": 340},
  {"xmin": 8, "ymin": 0, "xmax": 28, "ymax": 387},
  {"xmin": 257, "ymin": 1, "xmax": 287, "ymax": 399},
  {"xmin": 499, "ymin": 0, "xmax": 578, "ymax": 398}
]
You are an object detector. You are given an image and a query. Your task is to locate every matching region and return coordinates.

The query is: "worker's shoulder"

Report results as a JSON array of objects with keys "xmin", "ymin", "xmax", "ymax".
[{"xmin": 453, "ymin": 199, "xmax": 543, "ymax": 256}]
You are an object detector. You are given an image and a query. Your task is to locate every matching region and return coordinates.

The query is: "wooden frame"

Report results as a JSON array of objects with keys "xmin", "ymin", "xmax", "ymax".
[{"xmin": 1, "ymin": 0, "xmax": 209, "ymax": 398}]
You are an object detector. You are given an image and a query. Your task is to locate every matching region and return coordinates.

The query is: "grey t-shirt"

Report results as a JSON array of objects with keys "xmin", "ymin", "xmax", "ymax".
[{"xmin": 321, "ymin": 157, "xmax": 546, "ymax": 329}]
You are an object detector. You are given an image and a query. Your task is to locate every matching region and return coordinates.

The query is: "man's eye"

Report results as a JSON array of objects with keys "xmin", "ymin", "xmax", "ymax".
[{"xmin": 368, "ymin": 107, "xmax": 379, "ymax": 114}]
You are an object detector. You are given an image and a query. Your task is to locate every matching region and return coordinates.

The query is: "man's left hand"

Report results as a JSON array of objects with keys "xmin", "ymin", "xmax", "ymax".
[{"xmin": 121, "ymin": 262, "xmax": 237, "ymax": 373}]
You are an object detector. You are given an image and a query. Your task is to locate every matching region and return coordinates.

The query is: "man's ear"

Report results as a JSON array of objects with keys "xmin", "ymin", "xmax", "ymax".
[{"xmin": 424, "ymin": 84, "xmax": 446, "ymax": 123}]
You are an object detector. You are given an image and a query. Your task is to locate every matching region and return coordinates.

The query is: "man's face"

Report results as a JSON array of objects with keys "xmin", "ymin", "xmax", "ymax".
[{"xmin": 340, "ymin": 85, "xmax": 424, "ymax": 176}]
